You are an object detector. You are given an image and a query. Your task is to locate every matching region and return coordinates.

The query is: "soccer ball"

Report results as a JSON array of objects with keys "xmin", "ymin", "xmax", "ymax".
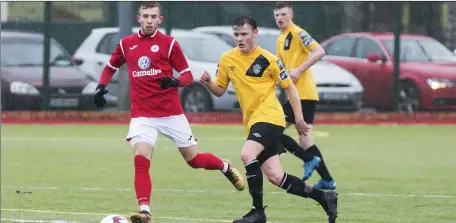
[{"xmin": 100, "ymin": 214, "xmax": 128, "ymax": 223}]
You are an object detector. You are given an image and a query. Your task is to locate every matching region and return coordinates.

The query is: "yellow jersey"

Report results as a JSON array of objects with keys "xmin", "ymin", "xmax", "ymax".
[
  {"xmin": 276, "ymin": 23, "xmax": 320, "ymax": 100},
  {"xmin": 215, "ymin": 46, "xmax": 293, "ymax": 135}
]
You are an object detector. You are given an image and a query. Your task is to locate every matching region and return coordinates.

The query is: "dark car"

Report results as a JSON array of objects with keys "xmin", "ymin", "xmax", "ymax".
[{"xmin": 1, "ymin": 30, "xmax": 116, "ymax": 111}]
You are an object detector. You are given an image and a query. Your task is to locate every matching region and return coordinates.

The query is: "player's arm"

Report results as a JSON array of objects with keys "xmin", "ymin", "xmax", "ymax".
[
  {"xmin": 167, "ymin": 39, "xmax": 193, "ymax": 87},
  {"xmin": 285, "ymin": 83, "xmax": 305, "ymax": 122},
  {"xmin": 274, "ymin": 62, "xmax": 309, "ymax": 134},
  {"xmin": 200, "ymin": 61, "xmax": 229, "ymax": 97},
  {"xmin": 273, "ymin": 59, "xmax": 305, "ymax": 122},
  {"xmin": 295, "ymin": 31, "xmax": 325, "ymax": 73},
  {"xmin": 94, "ymin": 39, "xmax": 126, "ymax": 109},
  {"xmin": 99, "ymin": 40, "xmax": 126, "ymax": 86}
]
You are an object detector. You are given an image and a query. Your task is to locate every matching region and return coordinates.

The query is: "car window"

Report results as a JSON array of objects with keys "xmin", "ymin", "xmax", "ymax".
[
  {"xmin": 1, "ymin": 37, "xmax": 72, "ymax": 67},
  {"xmin": 355, "ymin": 38, "xmax": 386, "ymax": 59},
  {"xmin": 324, "ymin": 37, "xmax": 356, "ymax": 57},
  {"xmin": 256, "ymin": 34, "xmax": 279, "ymax": 54},
  {"xmin": 174, "ymin": 36, "xmax": 232, "ymax": 63},
  {"xmin": 218, "ymin": 34, "xmax": 236, "ymax": 47},
  {"xmin": 96, "ymin": 33, "xmax": 118, "ymax": 54},
  {"xmin": 382, "ymin": 39, "xmax": 456, "ymax": 62}
]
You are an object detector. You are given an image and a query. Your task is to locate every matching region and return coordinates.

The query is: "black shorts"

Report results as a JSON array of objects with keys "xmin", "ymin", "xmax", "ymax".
[
  {"xmin": 282, "ymin": 100, "xmax": 317, "ymax": 125},
  {"xmin": 247, "ymin": 122, "xmax": 285, "ymax": 165}
]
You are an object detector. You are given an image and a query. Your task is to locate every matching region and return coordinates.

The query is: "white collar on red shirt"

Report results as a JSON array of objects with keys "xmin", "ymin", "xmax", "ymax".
[{"xmin": 137, "ymin": 29, "xmax": 158, "ymax": 38}]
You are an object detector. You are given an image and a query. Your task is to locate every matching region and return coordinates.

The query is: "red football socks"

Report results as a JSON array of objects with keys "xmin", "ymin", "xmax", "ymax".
[
  {"xmin": 134, "ymin": 155, "xmax": 151, "ymax": 206},
  {"xmin": 187, "ymin": 153, "xmax": 224, "ymax": 170}
]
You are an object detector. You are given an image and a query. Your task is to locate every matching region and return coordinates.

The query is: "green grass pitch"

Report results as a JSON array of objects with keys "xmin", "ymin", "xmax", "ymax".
[{"xmin": 1, "ymin": 124, "xmax": 456, "ymax": 223}]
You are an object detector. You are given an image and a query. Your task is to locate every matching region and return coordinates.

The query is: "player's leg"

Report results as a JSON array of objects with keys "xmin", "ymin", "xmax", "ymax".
[
  {"xmin": 233, "ymin": 122, "xmax": 282, "ymax": 223},
  {"xmin": 299, "ymin": 100, "xmax": 336, "ymax": 189},
  {"xmin": 281, "ymin": 100, "xmax": 321, "ymax": 180},
  {"xmin": 261, "ymin": 155, "xmax": 338, "ymax": 223},
  {"xmin": 178, "ymin": 144, "xmax": 245, "ymax": 191},
  {"xmin": 125, "ymin": 118, "xmax": 157, "ymax": 223},
  {"xmin": 156, "ymin": 114, "xmax": 245, "ymax": 191},
  {"xmin": 233, "ymin": 140, "xmax": 267, "ymax": 223}
]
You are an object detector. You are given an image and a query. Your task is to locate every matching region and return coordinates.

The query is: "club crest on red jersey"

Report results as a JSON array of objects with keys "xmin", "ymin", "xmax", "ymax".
[{"xmin": 151, "ymin": 45, "xmax": 159, "ymax": 52}]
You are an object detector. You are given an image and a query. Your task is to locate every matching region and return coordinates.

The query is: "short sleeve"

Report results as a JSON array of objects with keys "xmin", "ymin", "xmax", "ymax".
[
  {"xmin": 272, "ymin": 58, "xmax": 292, "ymax": 88},
  {"xmin": 214, "ymin": 58, "xmax": 230, "ymax": 89},
  {"xmin": 298, "ymin": 31, "xmax": 320, "ymax": 52}
]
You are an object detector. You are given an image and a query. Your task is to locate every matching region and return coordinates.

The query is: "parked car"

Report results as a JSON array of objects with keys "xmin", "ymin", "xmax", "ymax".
[
  {"xmin": 0, "ymin": 30, "xmax": 115, "ymax": 111},
  {"xmin": 192, "ymin": 26, "xmax": 280, "ymax": 53},
  {"xmin": 321, "ymin": 32, "xmax": 456, "ymax": 112},
  {"xmin": 74, "ymin": 27, "xmax": 242, "ymax": 112},
  {"xmin": 192, "ymin": 26, "xmax": 364, "ymax": 111}
]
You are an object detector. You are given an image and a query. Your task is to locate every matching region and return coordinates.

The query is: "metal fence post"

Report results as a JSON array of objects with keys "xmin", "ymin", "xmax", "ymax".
[
  {"xmin": 117, "ymin": 2, "xmax": 133, "ymax": 111},
  {"xmin": 392, "ymin": 2, "xmax": 402, "ymax": 112},
  {"xmin": 41, "ymin": 1, "xmax": 52, "ymax": 110}
]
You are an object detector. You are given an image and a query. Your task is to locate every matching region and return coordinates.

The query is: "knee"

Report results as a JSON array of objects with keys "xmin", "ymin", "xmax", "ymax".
[
  {"xmin": 266, "ymin": 172, "xmax": 283, "ymax": 186},
  {"xmin": 132, "ymin": 140, "xmax": 153, "ymax": 158},
  {"xmin": 240, "ymin": 151, "xmax": 256, "ymax": 164},
  {"xmin": 135, "ymin": 147, "xmax": 150, "ymax": 158}
]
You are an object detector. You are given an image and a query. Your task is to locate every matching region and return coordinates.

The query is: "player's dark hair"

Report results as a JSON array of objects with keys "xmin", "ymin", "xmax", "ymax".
[
  {"xmin": 138, "ymin": 1, "xmax": 161, "ymax": 15},
  {"xmin": 274, "ymin": 1, "xmax": 293, "ymax": 10},
  {"xmin": 233, "ymin": 15, "xmax": 258, "ymax": 30}
]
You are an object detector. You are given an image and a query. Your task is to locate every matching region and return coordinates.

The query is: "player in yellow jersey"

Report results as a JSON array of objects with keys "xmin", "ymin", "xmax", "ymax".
[
  {"xmin": 200, "ymin": 15, "xmax": 338, "ymax": 223},
  {"xmin": 274, "ymin": 1, "xmax": 337, "ymax": 190}
]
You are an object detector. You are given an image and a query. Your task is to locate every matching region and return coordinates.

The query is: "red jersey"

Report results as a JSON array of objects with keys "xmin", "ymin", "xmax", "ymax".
[{"xmin": 99, "ymin": 29, "xmax": 193, "ymax": 118}]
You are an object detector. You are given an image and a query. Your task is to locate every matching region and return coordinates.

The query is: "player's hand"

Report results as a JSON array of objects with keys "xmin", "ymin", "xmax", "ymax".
[
  {"xmin": 93, "ymin": 84, "xmax": 108, "ymax": 110},
  {"xmin": 295, "ymin": 119, "xmax": 311, "ymax": 136},
  {"xmin": 199, "ymin": 71, "xmax": 212, "ymax": 86},
  {"xmin": 288, "ymin": 68, "xmax": 302, "ymax": 83},
  {"xmin": 157, "ymin": 77, "xmax": 179, "ymax": 89}
]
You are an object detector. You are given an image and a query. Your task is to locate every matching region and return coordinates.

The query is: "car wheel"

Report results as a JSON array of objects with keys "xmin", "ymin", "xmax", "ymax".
[
  {"xmin": 181, "ymin": 84, "xmax": 213, "ymax": 112},
  {"xmin": 351, "ymin": 98, "xmax": 363, "ymax": 112},
  {"xmin": 398, "ymin": 80, "xmax": 421, "ymax": 113},
  {"xmin": 1, "ymin": 93, "xmax": 11, "ymax": 111}
]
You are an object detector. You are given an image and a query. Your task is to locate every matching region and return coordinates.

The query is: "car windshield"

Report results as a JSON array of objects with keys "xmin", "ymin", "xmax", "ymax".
[
  {"xmin": 382, "ymin": 39, "xmax": 456, "ymax": 62},
  {"xmin": 1, "ymin": 37, "xmax": 73, "ymax": 67},
  {"xmin": 256, "ymin": 34, "xmax": 279, "ymax": 53},
  {"xmin": 175, "ymin": 36, "xmax": 232, "ymax": 63}
]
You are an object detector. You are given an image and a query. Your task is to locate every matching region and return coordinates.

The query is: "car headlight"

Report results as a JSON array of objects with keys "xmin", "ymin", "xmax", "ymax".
[
  {"xmin": 82, "ymin": 82, "xmax": 99, "ymax": 95},
  {"xmin": 426, "ymin": 78, "xmax": 455, "ymax": 90},
  {"xmin": 10, "ymin": 81, "xmax": 40, "ymax": 95}
]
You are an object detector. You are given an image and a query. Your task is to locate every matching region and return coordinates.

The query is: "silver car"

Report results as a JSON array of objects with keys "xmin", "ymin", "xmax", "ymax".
[{"xmin": 192, "ymin": 26, "xmax": 364, "ymax": 111}]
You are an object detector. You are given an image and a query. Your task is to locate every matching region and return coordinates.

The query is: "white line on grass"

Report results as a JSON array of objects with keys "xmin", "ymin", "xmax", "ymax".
[
  {"xmin": 5, "ymin": 186, "xmax": 454, "ymax": 199},
  {"xmin": 1, "ymin": 209, "xmax": 231, "ymax": 223},
  {"xmin": 347, "ymin": 192, "xmax": 454, "ymax": 198},
  {"xmin": 1, "ymin": 219, "xmax": 77, "ymax": 223}
]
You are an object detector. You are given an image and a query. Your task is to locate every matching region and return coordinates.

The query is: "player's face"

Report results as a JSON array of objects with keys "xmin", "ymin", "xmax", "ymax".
[
  {"xmin": 137, "ymin": 7, "xmax": 163, "ymax": 35},
  {"xmin": 232, "ymin": 24, "xmax": 258, "ymax": 54},
  {"xmin": 274, "ymin": 7, "xmax": 293, "ymax": 30}
]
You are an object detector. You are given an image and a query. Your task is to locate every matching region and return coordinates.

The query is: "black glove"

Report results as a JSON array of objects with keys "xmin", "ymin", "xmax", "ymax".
[
  {"xmin": 93, "ymin": 84, "xmax": 108, "ymax": 109},
  {"xmin": 157, "ymin": 77, "xmax": 179, "ymax": 89}
]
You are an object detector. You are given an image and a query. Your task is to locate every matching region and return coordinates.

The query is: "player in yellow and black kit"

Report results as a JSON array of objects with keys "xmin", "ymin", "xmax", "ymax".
[
  {"xmin": 274, "ymin": 1, "xmax": 337, "ymax": 190},
  {"xmin": 200, "ymin": 15, "xmax": 338, "ymax": 223}
]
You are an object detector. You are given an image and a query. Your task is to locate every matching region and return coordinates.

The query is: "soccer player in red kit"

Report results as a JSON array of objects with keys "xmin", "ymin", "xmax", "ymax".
[{"xmin": 93, "ymin": 2, "xmax": 245, "ymax": 223}]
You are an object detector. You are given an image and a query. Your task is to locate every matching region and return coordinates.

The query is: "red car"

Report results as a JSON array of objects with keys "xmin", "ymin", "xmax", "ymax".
[{"xmin": 321, "ymin": 32, "xmax": 456, "ymax": 111}]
